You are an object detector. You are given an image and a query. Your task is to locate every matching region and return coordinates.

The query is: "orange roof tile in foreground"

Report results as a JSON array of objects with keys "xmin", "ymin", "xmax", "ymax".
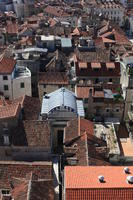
[{"xmin": 65, "ymin": 166, "xmax": 133, "ymax": 189}]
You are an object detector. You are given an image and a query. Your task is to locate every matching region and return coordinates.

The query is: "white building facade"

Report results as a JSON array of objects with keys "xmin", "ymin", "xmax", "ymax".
[{"xmin": 0, "ymin": 64, "xmax": 31, "ymax": 100}]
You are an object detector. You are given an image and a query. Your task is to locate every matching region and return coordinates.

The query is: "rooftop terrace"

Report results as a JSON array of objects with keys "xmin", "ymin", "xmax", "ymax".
[{"xmin": 94, "ymin": 123, "xmax": 120, "ymax": 155}]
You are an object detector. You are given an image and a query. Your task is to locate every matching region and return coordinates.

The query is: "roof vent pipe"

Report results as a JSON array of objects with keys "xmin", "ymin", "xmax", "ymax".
[
  {"xmin": 127, "ymin": 176, "xmax": 133, "ymax": 184},
  {"xmin": 98, "ymin": 175, "xmax": 104, "ymax": 183},
  {"xmin": 124, "ymin": 167, "xmax": 130, "ymax": 174}
]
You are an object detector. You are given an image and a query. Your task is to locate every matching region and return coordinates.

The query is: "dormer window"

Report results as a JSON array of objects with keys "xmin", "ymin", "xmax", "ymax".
[
  {"xmin": 91, "ymin": 63, "xmax": 101, "ymax": 71},
  {"xmin": 3, "ymin": 75, "xmax": 8, "ymax": 80},
  {"xmin": 106, "ymin": 63, "xmax": 115, "ymax": 70},
  {"xmin": 79, "ymin": 62, "xmax": 87, "ymax": 69}
]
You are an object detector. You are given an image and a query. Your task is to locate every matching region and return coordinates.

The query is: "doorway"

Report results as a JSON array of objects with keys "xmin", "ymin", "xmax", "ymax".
[{"xmin": 57, "ymin": 130, "xmax": 64, "ymax": 153}]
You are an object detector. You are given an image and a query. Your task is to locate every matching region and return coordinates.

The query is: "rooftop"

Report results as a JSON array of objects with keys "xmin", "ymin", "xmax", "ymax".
[
  {"xmin": 23, "ymin": 120, "xmax": 51, "ymax": 148},
  {"xmin": 38, "ymin": 72, "xmax": 69, "ymax": 85},
  {"xmin": 41, "ymin": 87, "xmax": 84, "ymax": 117},
  {"xmin": 65, "ymin": 166, "xmax": 133, "ymax": 188},
  {"xmin": 120, "ymin": 138, "xmax": 133, "ymax": 156},
  {"xmin": 0, "ymin": 103, "xmax": 21, "ymax": 119},
  {"xmin": 94, "ymin": 123, "xmax": 120, "ymax": 155},
  {"xmin": 0, "ymin": 56, "xmax": 16, "ymax": 74},
  {"xmin": 76, "ymin": 62, "xmax": 120, "ymax": 77}
]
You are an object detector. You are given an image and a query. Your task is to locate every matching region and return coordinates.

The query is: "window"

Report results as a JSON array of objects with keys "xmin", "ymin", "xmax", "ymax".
[
  {"xmin": 94, "ymin": 68, "xmax": 99, "ymax": 72},
  {"xmin": 4, "ymin": 85, "xmax": 8, "ymax": 91},
  {"xmin": 84, "ymin": 98, "xmax": 88, "ymax": 103},
  {"xmin": 3, "ymin": 75, "xmax": 8, "ymax": 80},
  {"xmin": 115, "ymin": 108, "xmax": 120, "ymax": 112},
  {"xmin": 5, "ymin": 96, "xmax": 9, "ymax": 100},
  {"xmin": 106, "ymin": 108, "xmax": 110, "ymax": 113},
  {"xmin": 1, "ymin": 189, "xmax": 10, "ymax": 195},
  {"xmin": 109, "ymin": 78, "xmax": 112, "ymax": 82},
  {"xmin": 95, "ymin": 78, "xmax": 99, "ymax": 84},
  {"xmin": 43, "ymin": 85, "xmax": 46, "ymax": 88},
  {"xmin": 20, "ymin": 82, "xmax": 24, "ymax": 88}
]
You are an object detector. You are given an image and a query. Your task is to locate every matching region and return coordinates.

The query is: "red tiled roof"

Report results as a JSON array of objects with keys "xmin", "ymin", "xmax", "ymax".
[
  {"xmin": 6, "ymin": 20, "xmax": 18, "ymax": 34},
  {"xmin": 0, "ymin": 103, "xmax": 21, "ymax": 119},
  {"xmin": 106, "ymin": 62, "xmax": 115, "ymax": 69},
  {"xmin": 64, "ymin": 118, "xmax": 94, "ymax": 143},
  {"xmin": 102, "ymin": 37, "xmax": 116, "ymax": 44},
  {"xmin": 76, "ymin": 86, "xmax": 93, "ymax": 98},
  {"xmin": 94, "ymin": 91, "xmax": 104, "ymax": 98},
  {"xmin": 65, "ymin": 166, "xmax": 133, "ymax": 189},
  {"xmin": 12, "ymin": 181, "xmax": 28, "ymax": 200},
  {"xmin": 0, "ymin": 161, "xmax": 52, "ymax": 189},
  {"xmin": 76, "ymin": 62, "xmax": 120, "ymax": 77},
  {"xmin": 13, "ymin": 95, "xmax": 41, "ymax": 120},
  {"xmin": 0, "ymin": 57, "xmax": 16, "ymax": 74},
  {"xmin": 38, "ymin": 72, "xmax": 69, "ymax": 85},
  {"xmin": 44, "ymin": 6, "xmax": 69, "ymax": 17},
  {"xmin": 24, "ymin": 120, "xmax": 51, "ymax": 147},
  {"xmin": 79, "ymin": 62, "xmax": 88, "ymax": 69},
  {"xmin": 91, "ymin": 62, "xmax": 101, "ymax": 69},
  {"xmin": 66, "ymin": 188, "xmax": 133, "ymax": 200}
]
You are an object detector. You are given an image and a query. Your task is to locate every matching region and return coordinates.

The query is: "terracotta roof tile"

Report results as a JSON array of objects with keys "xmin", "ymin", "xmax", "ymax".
[
  {"xmin": 0, "ymin": 161, "xmax": 52, "ymax": 189},
  {"xmin": 76, "ymin": 62, "xmax": 120, "ymax": 77},
  {"xmin": 12, "ymin": 181, "xmax": 28, "ymax": 200},
  {"xmin": 13, "ymin": 95, "xmax": 41, "ymax": 120},
  {"xmin": 24, "ymin": 120, "xmax": 51, "ymax": 148},
  {"xmin": 79, "ymin": 62, "xmax": 88, "ymax": 69},
  {"xmin": 76, "ymin": 86, "xmax": 93, "ymax": 98},
  {"xmin": 91, "ymin": 62, "xmax": 101, "ymax": 69},
  {"xmin": 38, "ymin": 72, "xmax": 69, "ymax": 85},
  {"xmin": 30, "ymin": 180, "xmax": 54, "ymax": 200},
  {"xmin": 6, "ymin": 20, "xmax": 18, "ymax": 34},
  {"xmin": 0, "ymin": 57, "xmax": 16, "ymax": 74},
  {"xmin": 94, "ymin": 91, "xmax": 104, "ymax": 98},
  {"xmin": 65, "ymin": 166, "xmax": 133, "ymax": 188},
  {"xmin": 0, "ymin": 103, "xmax": 21, "ymax": 119}
]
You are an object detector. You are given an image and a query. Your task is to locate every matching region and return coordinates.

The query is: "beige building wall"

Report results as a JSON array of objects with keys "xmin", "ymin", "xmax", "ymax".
[
  {"xmin": 13, "ymin": 75, "xmax": 31, "ymax": 99},
  {"xmin": 38, "ymin": 84, "xmax": 74, "ymax": 102},
  {"xmin": 124, "ymin": 89, "xmax": 133, "ymax": 120},
  {"xmin": 0, "ymin": 74, "xmax": 13, "ymax": 99},
  {"xmin": 87, "ymin": 98, "xmax": 124, "ymax": 121}
]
